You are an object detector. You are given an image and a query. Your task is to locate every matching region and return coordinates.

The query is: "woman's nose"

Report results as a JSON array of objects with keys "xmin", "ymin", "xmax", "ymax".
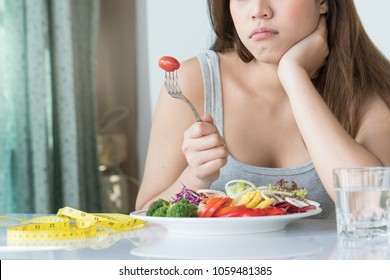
[{"xmin": 251, "ymin": 0, "xmax": 273, "ymax": 20}]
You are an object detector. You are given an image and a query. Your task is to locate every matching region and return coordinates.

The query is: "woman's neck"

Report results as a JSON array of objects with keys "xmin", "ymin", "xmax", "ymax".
[{"xmin": 245, "ymin": 59, "xmax": 288, "ymax": 102}]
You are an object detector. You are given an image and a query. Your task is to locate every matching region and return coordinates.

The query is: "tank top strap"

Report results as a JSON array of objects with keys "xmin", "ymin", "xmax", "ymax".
[{"xmin": 196, "ymin": 50, "xmax": 224, "ymax": 136}]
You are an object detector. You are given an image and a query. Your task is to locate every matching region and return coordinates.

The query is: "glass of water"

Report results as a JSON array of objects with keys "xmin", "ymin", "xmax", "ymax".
[{"xmin": 334, "ymin": 167, "xmax": 390, "ymax": 241}]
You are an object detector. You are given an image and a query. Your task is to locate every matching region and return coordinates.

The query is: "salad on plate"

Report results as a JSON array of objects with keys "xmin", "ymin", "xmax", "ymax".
[{"xmin": 145, "ymin": 179, "xmax": 319, "ymax": 218}]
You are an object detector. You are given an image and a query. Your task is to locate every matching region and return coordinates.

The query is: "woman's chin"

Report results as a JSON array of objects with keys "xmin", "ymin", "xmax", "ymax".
[{"xmin": 251, "ymin": 49, "xmax": 283, "ymax": 65}]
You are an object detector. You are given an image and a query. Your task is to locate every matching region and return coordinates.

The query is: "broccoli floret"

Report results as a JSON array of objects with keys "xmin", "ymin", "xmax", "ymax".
[
  {"xmin": 146, "ymin": 198, "xmax": 198, "ymax": 217},
  {"xmin": 166, "ymin": 200, "xmax": 198, "ymax": 217},
  {"xmin": 146, "ymin": 199, "xmax": 170, "ymax": 216},
  {"xmin": 152, "ymin": 204, "xmax": 169, "ymax": 217}
]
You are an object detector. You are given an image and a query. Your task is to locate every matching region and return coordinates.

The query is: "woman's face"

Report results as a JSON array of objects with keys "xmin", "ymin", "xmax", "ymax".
[{"xmin": 230, "ymin": 0, "xmax": 328, "ymax": 64}]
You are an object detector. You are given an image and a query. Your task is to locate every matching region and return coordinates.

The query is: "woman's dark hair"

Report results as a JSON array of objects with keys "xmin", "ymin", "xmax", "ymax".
[
  {"xmin": 208, "ymin": 0, "xmax": 252, "ymax": 61},
  {"xmin": 207, "ymin": 0, "xmax": 390, "ymax": 137}
]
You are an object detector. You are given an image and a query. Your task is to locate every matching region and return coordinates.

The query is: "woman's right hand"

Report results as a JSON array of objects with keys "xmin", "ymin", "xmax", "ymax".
[
  {"xmin": 182, "ymin": 114, "xmax": 229, "ymax": 188},
  {"xmin": 278, "ymin": 16, "xmax": 328, "ymax": 82}
]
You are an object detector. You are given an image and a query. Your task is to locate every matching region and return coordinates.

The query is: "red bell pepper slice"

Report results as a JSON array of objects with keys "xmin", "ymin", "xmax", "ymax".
[
  {"xmin": 263, "ymin": 207, "xmax": 287, "ymax": 216},
  {"xmin": 198, "ymin": 198, "xmax": 219, "ymax": 217},
  {"xmin": 215, "ymin": 207, "xmax": 266, "ymax": 217},
  {"xmin": 213, "ymin": 205, "xmax": 247, "ymax": 217},
  {"xmin": 199, "ymin": 197, "xmax": 233, "ymax": 218}
]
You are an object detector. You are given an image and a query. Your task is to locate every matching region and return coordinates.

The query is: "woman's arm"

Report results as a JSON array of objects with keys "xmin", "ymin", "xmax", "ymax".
[
  {"xmin": 135, "ymin": 57, "xmax": 229, "ymax": 210},
  {"xmin": 278, "ymin": 17, "xmax": 390, "ymax": 200}
]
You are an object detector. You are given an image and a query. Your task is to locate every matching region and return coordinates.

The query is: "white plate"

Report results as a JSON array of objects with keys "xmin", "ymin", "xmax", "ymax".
[
  {"xmin": 131, "ymin": 226, "xmax": 324, "ymax": 259},
  {"xmin": 130, "ymin": 207, "xmax": 322, "ymax": 235}
]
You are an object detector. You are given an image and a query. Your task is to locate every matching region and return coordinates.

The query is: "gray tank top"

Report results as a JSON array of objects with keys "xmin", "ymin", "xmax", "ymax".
[{"xmin": 197, "ymin": 50, "xmax": 335, "ymax": 219}]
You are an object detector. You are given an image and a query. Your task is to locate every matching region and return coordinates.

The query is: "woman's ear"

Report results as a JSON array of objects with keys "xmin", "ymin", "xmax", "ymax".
[{"xmin": 319, "ymin": 0, "xmax": 329, "ymax": 15}]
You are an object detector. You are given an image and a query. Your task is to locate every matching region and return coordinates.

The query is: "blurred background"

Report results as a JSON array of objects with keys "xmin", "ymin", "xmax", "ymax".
[{"xmin": 0, "ymin": 0, "xmax": 389, "ymax": 214}]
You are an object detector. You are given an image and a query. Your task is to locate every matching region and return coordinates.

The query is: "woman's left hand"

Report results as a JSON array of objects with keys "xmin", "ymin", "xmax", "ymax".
[{"xmin": 278, "ymin": 16, "xmax": 329, "ymax": 79}]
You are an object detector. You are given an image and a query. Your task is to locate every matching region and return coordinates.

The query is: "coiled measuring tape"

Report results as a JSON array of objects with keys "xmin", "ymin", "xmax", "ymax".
[{"xmin": 0, "ymin": 206, "xmax": 145, "ymax": 247}]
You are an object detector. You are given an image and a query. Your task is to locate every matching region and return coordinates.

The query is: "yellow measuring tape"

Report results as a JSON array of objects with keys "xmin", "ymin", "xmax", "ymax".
[{"xmin": 0, "ymin": 206, "xmax": 145, "ymax": 247}]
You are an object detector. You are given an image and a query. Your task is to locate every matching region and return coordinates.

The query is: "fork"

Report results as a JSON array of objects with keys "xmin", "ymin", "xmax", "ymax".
[{"xmin": 159, "ymin": 56, "xmax": 202, "ymax": 122}]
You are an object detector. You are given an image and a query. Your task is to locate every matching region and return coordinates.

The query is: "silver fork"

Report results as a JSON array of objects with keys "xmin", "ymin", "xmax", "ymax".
[{"xmin": 164, "ymin": 70, "xmax": 202, "ymax": 122}]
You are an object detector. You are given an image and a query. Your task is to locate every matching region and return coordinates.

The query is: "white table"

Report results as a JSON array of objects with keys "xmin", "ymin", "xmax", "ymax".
[{"xmin": 1, "ymin": 215, "xmax": 389, "ymax": 260}]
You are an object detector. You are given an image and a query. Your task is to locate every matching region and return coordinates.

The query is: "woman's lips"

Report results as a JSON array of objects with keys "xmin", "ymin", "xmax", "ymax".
[{"xmin": 249, "ymin": 27, "xmax": 278, "ymax": 40}]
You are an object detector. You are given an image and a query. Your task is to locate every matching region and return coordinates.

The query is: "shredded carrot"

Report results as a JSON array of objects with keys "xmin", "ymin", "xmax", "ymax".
[{"xmin": 199, "ymin": 193, "xmax": 226, "ymax": 205}]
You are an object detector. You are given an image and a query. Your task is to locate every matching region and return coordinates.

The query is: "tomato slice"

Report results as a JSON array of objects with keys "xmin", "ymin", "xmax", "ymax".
[
  {"xmin": 214, "ymin": 205, "xmax": 246, "ymax": 217},
  {"xmin": 252, "ymin": 208, "xmax": 268, "ymax": 216},
  {"xmin": 216, "ymin": 208, "xmax": 265, "ymax": 217},
  {"xmin": 263, "ymin": 207, "xmax": 287, "ymax": 216},
  {"xmin": 238, "ymin": 210, "xmax": 264, "ymax": 217},
  {"xmin": 158, "ymin": 56, "xmax": 180, "ymax": 72},
  {"xmin": 200, "ymin": 197, "xmax": 233, "ymax": 218},
  {"xmin": 198, "ymin": 198, "xmax": 219, "ymax": 217}
]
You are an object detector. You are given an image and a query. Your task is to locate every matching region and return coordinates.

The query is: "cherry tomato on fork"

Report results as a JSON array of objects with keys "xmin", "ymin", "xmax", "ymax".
[{"xmin": 158, "ymin": 56, "xmax": 180, "ymax": 72}]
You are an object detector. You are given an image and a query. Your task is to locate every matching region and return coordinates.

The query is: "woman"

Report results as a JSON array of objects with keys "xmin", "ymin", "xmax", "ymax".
[{"xmin": 136, "ymin": 0, "xmax": 390, "ymax": 218}]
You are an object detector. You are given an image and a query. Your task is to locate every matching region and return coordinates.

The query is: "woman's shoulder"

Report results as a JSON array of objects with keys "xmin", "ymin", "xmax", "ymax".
[
  {"xmin": 174, "ymin": 55, "xmax": 205, "ymax": 116},
  {"xmin": 355, "ymin": 93, "xmax": 390, "ymax": 165},
  {"xmin": 177, "ymin": 55, "xmax": 203, "ymax": 89},
  {"xmin": 359, "ymin": 93, "xmax": 390, "ymax": 122}
]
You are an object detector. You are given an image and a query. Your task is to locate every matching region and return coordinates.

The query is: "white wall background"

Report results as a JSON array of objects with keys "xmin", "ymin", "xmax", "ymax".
[
  {"xmin": 136, "ymin": 0, "xmax": 390, "ymax": 177},
  {"xmin": 136, "ymin": 0, "xmax": 212, "ymax": 176},
  {"xmin": 355, "ymin": 0, "xmax": 390, "ymax": 58}
]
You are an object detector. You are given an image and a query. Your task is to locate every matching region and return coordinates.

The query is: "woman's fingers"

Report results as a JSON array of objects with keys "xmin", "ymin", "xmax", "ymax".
[
  {"xmin": 182, "ymin": 114, "xmax": 229, "ymax": 182},
  {"xmin": 201, "ymin": 114, "xmax": 214, "ymax": 123},
  {"xmin": 191, "ymin": 157, "xmax": 228, "ymax": 179},
  {"xmin": 186, "ymin": 144, "xmax": 229, "ymax": 167},
  {"xmin": 184, "ymin": 117, "xmax": 218, "ymax": 138},
  {"xmin": 183, "ymin": 131, "xmax": 226, "ymax": 152},
  {"xmin": 183, "ymin": 115, "xmax": 226, "ymax": 151}
]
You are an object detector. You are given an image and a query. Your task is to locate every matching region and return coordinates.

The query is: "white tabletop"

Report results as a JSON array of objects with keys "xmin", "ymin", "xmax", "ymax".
[{"xmin": 1, "ymin": 215, "xmax": 389, "ymax": 260}]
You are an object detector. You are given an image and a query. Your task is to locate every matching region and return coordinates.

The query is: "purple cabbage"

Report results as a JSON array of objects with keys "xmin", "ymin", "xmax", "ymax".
[{"xmin": 170, "ymin": 185, "xmax": 207, "ymax": 206}]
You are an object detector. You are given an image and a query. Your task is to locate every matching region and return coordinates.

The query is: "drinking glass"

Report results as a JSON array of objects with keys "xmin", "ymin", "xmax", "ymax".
[{"xmin": 333, "ymin": 167, "xmax": 390, "ymax": 241}]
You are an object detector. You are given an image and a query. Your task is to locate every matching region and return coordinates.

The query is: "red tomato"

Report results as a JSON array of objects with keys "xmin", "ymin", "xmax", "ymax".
[
  {"xmin": 198, "ymin": 198, "xmax": 219, "ymax": 217},
  {"xmin": 216, "ymin": 208, "xmax": 265, "ymax": 217},
  {"xmin": 200, "ymin": 197, "xmax": 233, "ymax": 218},
  {"xmin": 158, "ymin": 56, "xmax": 180, "ymax": 72},
  {"xmin": 263, "ymin": 207, "xmax": 287, "ymax": 216},
  {"xmin": 252, "ymin": 208, "xmax": 269, "ymax": 216},
  {"xmin": 214, "ymin": 205, "xmax": 246, "ymax": 217},
  {"xmin": 237, "ymin": 210, "xmax": 265, "ymax": 217}
]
